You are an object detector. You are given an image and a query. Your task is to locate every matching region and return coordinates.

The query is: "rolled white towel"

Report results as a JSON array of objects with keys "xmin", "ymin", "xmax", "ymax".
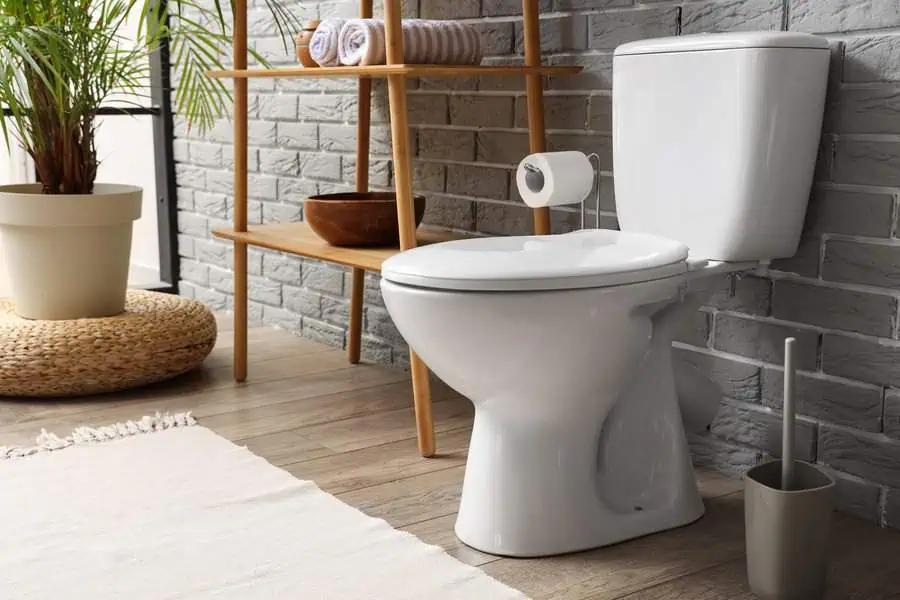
[
  {"xmin": 309, "ymin": 18, "xmax": 347, "ymax": 67},
  {"xmin": 338, "ymin": 18, "xmax": 483, "ymax": 66},
  {"xmin": 339, "ymin": 19, "xmax": 387, "ymax": 66}
]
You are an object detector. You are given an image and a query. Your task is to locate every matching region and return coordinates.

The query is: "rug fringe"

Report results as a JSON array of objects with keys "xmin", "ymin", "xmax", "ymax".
[{"xmin": 0, "ymin": 412, "xmax": 197, "ymax": 460}]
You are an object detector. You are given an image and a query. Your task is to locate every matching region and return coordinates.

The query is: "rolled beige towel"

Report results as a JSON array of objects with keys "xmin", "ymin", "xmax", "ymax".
[{"xmin": 337, "ymin": 18, "xmax": 482, "ymax": 66}]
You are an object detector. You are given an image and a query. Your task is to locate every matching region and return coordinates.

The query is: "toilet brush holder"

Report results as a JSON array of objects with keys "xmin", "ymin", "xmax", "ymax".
[{"xmin": 744, "ymin": 338, "xmax": 836, "ymax": 600}]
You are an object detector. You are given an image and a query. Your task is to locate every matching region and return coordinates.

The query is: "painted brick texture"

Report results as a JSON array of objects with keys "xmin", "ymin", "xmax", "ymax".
[{"xmin": 176, "ymin": 0, "xmax": 900, "ymax": 528}]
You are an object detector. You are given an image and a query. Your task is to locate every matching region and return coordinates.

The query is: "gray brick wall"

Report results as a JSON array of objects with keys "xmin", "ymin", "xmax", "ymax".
[{"xmin": 176, "ymin": 0, "xmax": 900, "ymax": 528}]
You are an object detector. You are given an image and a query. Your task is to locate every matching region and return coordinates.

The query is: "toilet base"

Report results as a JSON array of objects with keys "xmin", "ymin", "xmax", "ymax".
[
  {"xmin": 455, "ymin": 498, "xmax": 705, "ymax": 558},
  {"xmin": 453, "ymin": 344, "xmax": 705, "ymax": 558},
  {"xmin": 453, "ymin": 410, "xmax": 705, "ymax": 557}
]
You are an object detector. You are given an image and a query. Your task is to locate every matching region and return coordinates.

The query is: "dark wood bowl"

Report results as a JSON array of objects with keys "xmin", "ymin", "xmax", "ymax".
[{"xmin": 304, "ymin": 192, "xmax": 427, "ymax": 247}]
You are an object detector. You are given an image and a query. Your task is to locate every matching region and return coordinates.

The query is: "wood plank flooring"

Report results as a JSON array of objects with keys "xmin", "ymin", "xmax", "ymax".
[{"xmin": 3, "ymin": 318, "xmax": 899, "ymax": 599}]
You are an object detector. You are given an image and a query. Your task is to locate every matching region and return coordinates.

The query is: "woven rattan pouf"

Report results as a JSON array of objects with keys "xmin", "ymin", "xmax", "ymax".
[{"xmin": 0, "ymin": 290, "xmax": 217, "ymax": 397}]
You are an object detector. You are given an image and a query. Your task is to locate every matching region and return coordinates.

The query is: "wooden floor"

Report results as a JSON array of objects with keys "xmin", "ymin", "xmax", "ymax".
[{"xmin": 3, "ymin": 318, "xmax": 900, "ymax": 599}]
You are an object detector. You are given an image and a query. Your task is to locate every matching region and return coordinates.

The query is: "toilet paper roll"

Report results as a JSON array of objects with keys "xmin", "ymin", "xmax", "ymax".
[{"xmin": 515, "ymin": 151, "xmax": 594, "ymax": 209}]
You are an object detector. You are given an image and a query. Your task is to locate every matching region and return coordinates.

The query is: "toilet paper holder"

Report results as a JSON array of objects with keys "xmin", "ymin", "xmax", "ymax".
[
  {"xmin": 521, "ymin": 152, "xmax": 603, "ymax": 230},
  {"xmin": 580, "ymin": 153, "xmax": 602, "ymax": 230}
]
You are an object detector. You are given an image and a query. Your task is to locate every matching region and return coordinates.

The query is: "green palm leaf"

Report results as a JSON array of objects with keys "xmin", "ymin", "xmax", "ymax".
[{"xmin": 0, "ymin": 0, "xmax": 297, "ymax": 194}]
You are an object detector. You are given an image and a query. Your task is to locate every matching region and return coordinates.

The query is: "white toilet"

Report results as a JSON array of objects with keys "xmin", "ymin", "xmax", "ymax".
[{"xmin": 380, "ymin": 32, "xmax": 831, "ymax": 558}]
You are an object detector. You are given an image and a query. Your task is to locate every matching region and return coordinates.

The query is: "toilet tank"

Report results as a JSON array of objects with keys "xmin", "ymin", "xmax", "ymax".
[{"xmin": 612, "ymin": 32, "xmax": 830, "ymax": 261}]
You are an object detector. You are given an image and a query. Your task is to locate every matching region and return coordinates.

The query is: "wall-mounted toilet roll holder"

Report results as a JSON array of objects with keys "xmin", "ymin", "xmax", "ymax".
[
  {"xmin": 579, "ymin": 153, "xmax": 602, "ymax": 230},
  {"xmin": 521, "ymin": 152, "xmax": 603, "ymax": 231}
]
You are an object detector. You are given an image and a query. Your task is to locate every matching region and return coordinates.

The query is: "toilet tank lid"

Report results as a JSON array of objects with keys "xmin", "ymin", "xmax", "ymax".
[{"xmin": 615, "ymin": 32, "xmax": 830, "ymax": 56}]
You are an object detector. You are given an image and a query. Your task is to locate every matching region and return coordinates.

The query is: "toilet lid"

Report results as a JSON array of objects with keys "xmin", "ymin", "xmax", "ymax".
[{"xmin": 380, "ymin": 229, "xmax": 690, "ymax": 291}]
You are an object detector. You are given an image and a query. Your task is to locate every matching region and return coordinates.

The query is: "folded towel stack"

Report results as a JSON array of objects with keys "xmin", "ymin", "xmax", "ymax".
[{"xmin": 309, "ymin": 18, "xmax": 482, "ymax": 68}]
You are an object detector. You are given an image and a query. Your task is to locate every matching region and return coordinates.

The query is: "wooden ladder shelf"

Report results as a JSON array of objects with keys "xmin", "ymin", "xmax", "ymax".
[{"xmin": 213, "ymin": 0, "xmax": 582, "ymax": 457}]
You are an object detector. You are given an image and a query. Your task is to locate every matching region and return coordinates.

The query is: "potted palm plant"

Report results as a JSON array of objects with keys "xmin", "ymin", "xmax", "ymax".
[{"xmin": 0, "ymin": 0, "xmax": 295, "ymax": 319}]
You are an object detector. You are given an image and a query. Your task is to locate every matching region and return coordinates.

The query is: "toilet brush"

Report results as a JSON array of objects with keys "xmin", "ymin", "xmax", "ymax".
[
  {"xmin": 781, "ymin": 337, "xmax": 796, "ymax": 491},
  {"xmin": 744, "ymin": 336, "xmax": 836, "ymax": 600}
]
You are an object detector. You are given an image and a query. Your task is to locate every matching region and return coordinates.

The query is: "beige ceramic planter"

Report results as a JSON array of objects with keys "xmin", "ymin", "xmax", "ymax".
[{"xmin": 0, "ymin": 183, "xmax": 142, "ymax": 320}]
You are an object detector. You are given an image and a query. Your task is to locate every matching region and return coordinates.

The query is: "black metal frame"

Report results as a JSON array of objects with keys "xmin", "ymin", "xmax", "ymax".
[
  {"xmin": 0, "ymin": 22, "xmax": 179, "ymax": 295},
  {"xmin": 149, "ymin": 24, "xmax": 179, "ymax": 294},
  {"xmin": 0, "ymin": 106, "xmax": 159, "ymax": 117}
]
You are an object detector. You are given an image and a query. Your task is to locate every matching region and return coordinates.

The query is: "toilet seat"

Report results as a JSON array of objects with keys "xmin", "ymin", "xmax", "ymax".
[{"xmin": 381, "ymin": 229, "xmax": 690, "ymax": 292}]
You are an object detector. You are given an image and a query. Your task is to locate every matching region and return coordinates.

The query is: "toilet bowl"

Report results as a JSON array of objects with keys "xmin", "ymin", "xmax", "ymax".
[
  {"xmin": 380, "ymin": 31, "xmax": 831, "ymax": 557},
  {"xmin": 381, "ymin": 229, "xmax": 754, "ymax": 556}
]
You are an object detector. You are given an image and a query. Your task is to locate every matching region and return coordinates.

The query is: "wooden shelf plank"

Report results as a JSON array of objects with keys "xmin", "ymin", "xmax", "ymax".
[
  {"xmin": 208, "ymin": 64, "xmax": 582, "ymax": 79},
  {"xmin": 212, "ymin": 222, "xmax": 468, "ymax": 272}
]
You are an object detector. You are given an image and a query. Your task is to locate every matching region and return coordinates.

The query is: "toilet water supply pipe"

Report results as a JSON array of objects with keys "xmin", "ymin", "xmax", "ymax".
[{"xmin": 782, "ymin": 337, "xmax": 797, "ymax": 491}]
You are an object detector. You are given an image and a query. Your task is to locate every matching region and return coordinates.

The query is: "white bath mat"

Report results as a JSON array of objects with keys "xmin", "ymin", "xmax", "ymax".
[{"xmin": 0, "ymin": 414, "xmax": 526, "ymax": 599}]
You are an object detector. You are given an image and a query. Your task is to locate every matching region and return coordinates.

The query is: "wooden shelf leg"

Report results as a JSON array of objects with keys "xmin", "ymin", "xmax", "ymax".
[
  {"xmin": 233, "ymin": 0, "xmax": 249, "ymax": 383},
  {"xmin": 234, "ymin": 243, "xmax": 248, "ymax": 382},
  {"xmin": 384, "ymin": 0, "xmax": 435, "ymax": 458},
  {"xmin": 350, "ymin": 0, "xmax": 372, "ymax": 366},
  {"xmin": 409, "ymin": 352, "xmax": 435, "ymax": 457},
  {"xmin": 348, "ymin": 268, "xmax": 365, "ymax": 364},
  {"xmin": 387, "ymin": 74, "xmax": 436, "ymax": 458},
  {"xmin": 522, "ymin": 0, "xmax": 550, "ymax": 236}
]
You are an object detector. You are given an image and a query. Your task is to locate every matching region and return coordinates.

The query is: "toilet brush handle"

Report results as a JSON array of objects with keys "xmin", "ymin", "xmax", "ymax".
[{"xmin": 782, "ymin": 337, "xmax": 797, "ymax": 491}]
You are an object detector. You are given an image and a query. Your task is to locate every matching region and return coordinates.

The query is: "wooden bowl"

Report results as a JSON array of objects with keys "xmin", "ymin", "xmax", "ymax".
[
  {"xmin": 295, "ymin": 19, "xmax": 321, "ymax": 68},
  {"xmin": 304, "ymin": 192, "xmax": 427, "ymax": 247}
]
